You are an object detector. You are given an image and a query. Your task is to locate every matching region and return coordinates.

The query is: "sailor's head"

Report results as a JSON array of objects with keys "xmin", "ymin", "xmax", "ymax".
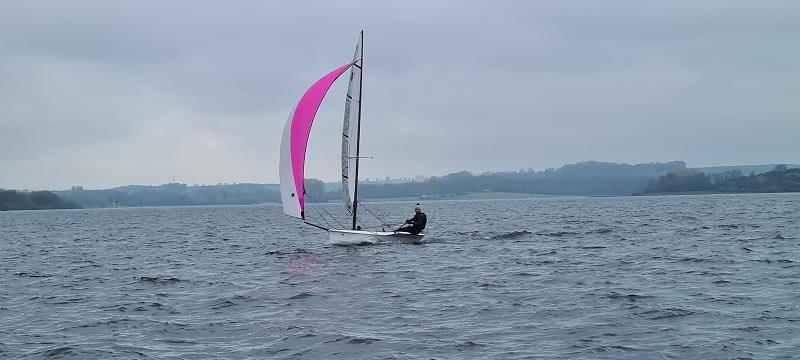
[{"xmin": 414, "ymin": 204, "xmax": 422, "ymax": 213}]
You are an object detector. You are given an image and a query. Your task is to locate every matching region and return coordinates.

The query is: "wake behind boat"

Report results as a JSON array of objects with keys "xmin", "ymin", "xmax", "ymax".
[{"xmin": 278, "ymin": 31, "xmax": 425, "ymax": 245}]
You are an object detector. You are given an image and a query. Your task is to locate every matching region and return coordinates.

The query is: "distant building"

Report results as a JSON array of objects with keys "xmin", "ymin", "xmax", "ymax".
[{"xmin": 357, "ymin": 177, "xmax": 416, "ymax": 185}]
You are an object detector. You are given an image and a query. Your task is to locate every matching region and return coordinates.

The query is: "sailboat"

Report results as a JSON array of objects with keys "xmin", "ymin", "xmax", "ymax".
[{"xmin": 279, "ymin": 31, "xmax": 425, "ymax": 245}]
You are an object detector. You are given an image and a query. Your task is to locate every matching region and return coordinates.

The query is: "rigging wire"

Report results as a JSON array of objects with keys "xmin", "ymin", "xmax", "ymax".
[
  {"xmin": 314, "ymin": 208, "xmax": 334, "ymax": 228},
  {"xmin": 358, "ymin": 202, "xmax": 390, "ymax": 228},
  {"xmin": 304, "ymin": 192, "xmax": 345, "ymax": 229}
]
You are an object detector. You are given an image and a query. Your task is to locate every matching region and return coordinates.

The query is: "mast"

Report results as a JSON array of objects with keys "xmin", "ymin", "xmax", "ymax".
[{"xmin": 352, "ymin": 30, "xmax": 364, "ymax": 230}]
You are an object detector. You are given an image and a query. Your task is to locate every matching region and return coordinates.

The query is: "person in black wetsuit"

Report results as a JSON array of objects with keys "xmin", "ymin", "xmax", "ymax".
[{"xmin": 395, "ymin": 204, "xmax": 427, "ymax": 235}]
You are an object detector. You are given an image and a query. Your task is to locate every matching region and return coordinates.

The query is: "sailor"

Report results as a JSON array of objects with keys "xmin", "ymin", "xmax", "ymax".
[{"xmin": 395, "ymin": 204, "xmax": 427, "ymax": 235}]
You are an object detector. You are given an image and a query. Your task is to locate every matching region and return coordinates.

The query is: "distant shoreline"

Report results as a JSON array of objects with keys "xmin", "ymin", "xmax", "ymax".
[
  {"xmin": 0, "ymin": 190, "xmax": 81, "ymax": 211},
  {"xmin": 4, "ymin": 161, "xmax": 797, "ymax": 211},
  {"xmin": 4, "ymin": 190, "xmax": 800, "ymax": 212}
]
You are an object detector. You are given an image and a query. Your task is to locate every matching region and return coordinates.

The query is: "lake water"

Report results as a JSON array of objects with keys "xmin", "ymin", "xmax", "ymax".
[{"xmin": 1, "ymin": 194, "xmax": 799, "ymax": 359}]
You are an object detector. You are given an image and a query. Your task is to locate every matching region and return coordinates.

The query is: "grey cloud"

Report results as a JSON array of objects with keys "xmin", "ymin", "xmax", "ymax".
[{"xmin": 1, "ymin": 1, "xmax": 798, "ymax": 189}]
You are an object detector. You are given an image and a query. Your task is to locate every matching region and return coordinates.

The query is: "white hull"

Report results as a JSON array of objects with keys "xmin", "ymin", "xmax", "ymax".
[{"xmin": 328, "ymin": 229, "xmax": 425, "ymax": 246}]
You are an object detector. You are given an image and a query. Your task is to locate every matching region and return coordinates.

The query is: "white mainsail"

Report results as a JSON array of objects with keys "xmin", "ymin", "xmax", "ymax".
[{"xmin": 341, "ymin": 34, "xmax": 363, "ymax": 213}]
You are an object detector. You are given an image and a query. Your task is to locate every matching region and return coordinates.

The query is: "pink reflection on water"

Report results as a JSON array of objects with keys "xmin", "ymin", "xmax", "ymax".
[{"xmin": 286, "ymin": 250, "xmax": 329, "ymax": 279}]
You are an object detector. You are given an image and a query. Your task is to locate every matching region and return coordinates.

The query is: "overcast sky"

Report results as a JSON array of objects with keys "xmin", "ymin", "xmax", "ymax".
[{"xmin": 1, "ymin": 1, "xmax": 798, "ymax": 190}]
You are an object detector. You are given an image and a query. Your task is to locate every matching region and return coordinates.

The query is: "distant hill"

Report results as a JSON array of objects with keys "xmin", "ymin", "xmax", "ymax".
[
  {"xmin": 8, "ymin": 160, "xmax": 795, "ymax": 209},
  {"xmin": 692, "ymin": 164, "xmax": 800, "ymax": 176},
  {"xmin": 358, "ymin": 161, "xmax": 688, "ymax": 198},
  {"xmin": 492, "ymin": 160, "xmax": 686, "ymax": 179},
  {"xmin": 57, "ymin": 183, "xmax": 280, "ymax": 208},
  {"xmin": 0, "ymin": 190, "xmax": 82, "ymax": 211},
  {"xmin": 36, "ymin": 160, "xmax": 687, "ymax": 208},
  {"xmin": 644, "ymin": 166, "xmax": 800, "ymax": 194}
]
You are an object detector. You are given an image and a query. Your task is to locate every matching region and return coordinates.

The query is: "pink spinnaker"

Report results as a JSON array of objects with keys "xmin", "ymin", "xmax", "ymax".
[{"xmin": 287, "ymin": 62, "xmax": 353, "ymax": 216}]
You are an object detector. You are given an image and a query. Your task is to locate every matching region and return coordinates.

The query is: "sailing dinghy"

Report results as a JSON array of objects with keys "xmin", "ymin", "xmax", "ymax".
[{"xmin": 279, "ymin": 32, "xmax": 425, "ymax": 245}]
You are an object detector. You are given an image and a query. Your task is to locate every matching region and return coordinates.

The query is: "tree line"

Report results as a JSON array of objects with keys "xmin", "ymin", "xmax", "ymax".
[
  {"xmin": 358, "ymin": 161, "xmax": 687, "ymax": 198},
  {"xmin": 55, "ymin": 183, "xmax": 281, "ymax": 208},
  {"xmin": 4, "ymin": 161, "xmax": 796, "ymax": 210},
  {"xmin": 644, "ymin": 165, "xmax": 800, "ymax": 194},
  {"xmin": 0, "ymin": 190, "xmax": 81, "ymax": 211}
]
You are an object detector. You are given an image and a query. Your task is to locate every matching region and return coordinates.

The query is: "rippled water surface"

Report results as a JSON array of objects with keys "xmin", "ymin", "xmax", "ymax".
[{"xmin": 2, "ymin": 194, "xmax": 799, "ymax": 359}]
